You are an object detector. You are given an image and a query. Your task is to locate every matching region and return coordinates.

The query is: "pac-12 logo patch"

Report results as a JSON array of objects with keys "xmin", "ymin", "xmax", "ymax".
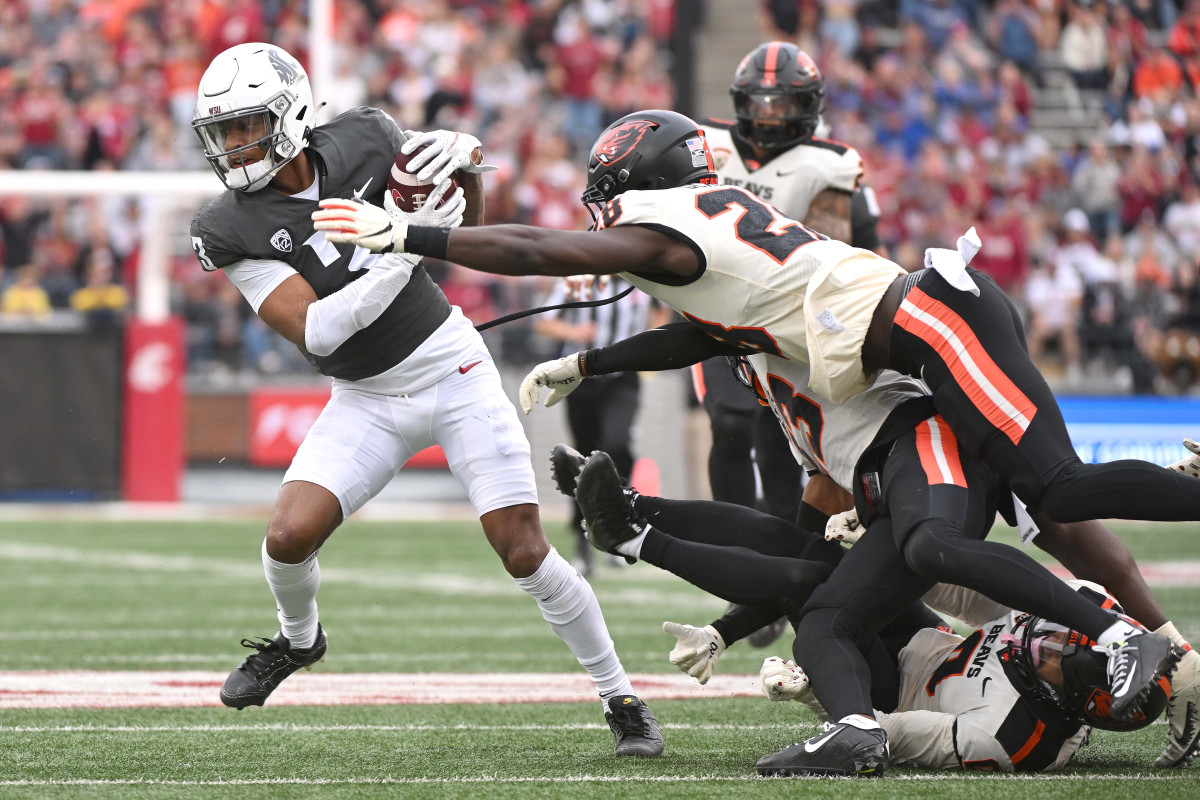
[
  {"xmin": 592, "ymin": 120, "xmax": 657, "ymax": 166},
  {"xmin": 270, "ymin": 228, "xmax": 293, "ymax": 253}
]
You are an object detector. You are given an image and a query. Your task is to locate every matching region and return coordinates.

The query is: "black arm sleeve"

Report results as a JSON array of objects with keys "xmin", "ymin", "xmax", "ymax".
[
  {"xmin": 850, "ymin": 186, "xmax": 882, "ymax": 252},
  {"xmin": 581, "ymin": 320, "xmax": 749, "ymax": 376}
]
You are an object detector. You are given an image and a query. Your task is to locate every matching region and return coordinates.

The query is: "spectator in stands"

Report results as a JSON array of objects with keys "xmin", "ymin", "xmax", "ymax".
[
  {"xmin": 1060, "ymin": 0, "xmax": 1110, "ymax": 91},
  {"xmin": 1118, "ymin": 145, "xmax": 1168, "ymax": 230},
  {"xmin": 1025, "ymin": 251, "xmax": 1084, "ymax": 379},
  {"xmin": 1133, "ymin": 46, "xmax": 1185, "ymax": 109},
  {"xmin": 972, "ymin": 197, "xmax": 1030, "ymax": 292},
  {"xmin": 1107, "ymin": 1, "xmax": 1148, "ymax": 100},
  {"xmin": 1126, "ymin": 207, "xmax": 1180, "ymax": 275},
  {"xmin": 1164, "ymin": 179, "xmax": 1200, "ymax": 259},
  {"xmin": 69, "ymin": 256, "xmax": 128, "ymax": 327},
  {"xmin": 1169, "ymin": 255, "xmax": 1200, "ymax": 329},
  {"xmin": 0, "ymin": 264, "xmax": 52, "ymax": 319},
  {"xmin": 1071, "ymin": 138, "xmax": 1122, "ymax": 241},
  {"xmin": 987, "ymin": 0, "xmax": 1041, "ymax": 82},
  {"xmin": 901, "ymin": 0, "xmax": 970, "ymax": 54}
]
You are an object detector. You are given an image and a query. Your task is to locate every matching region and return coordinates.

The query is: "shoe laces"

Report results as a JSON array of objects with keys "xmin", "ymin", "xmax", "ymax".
[
  {"xmin": 238, "ymin": 636, "xmax": 283, "ymax": 670},
  {"xmin": 1106, "ymin": 641, "xmax": 1133, "ymax": 686}
]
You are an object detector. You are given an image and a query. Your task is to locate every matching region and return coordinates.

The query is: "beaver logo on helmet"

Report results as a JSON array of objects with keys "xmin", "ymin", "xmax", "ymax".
[{"xmin": 593, "ymin": 120, "xmax": 657, "ymax": 166}]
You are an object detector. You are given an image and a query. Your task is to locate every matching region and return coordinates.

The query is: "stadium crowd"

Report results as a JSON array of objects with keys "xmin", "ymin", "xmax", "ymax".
[{"xmin": 3, "ymin": 0, "xmax": 1200, "ymax": 392}]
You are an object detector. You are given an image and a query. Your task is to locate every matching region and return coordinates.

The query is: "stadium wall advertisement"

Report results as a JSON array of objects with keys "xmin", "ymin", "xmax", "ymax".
[{"xmin": 1057, "ymin": 396, "xmax": 1200, "ymax": 466}]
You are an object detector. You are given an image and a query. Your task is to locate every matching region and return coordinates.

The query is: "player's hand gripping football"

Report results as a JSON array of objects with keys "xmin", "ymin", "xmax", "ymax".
[
  {"xmin": 824, "ymin": 509, "xmax": 864, "ymax": 544},
  {"xmin": 401, "ymin": 129, "xmax": 498, "ymax": 186},
  {"xmin": 384, "ymin": 178, "xmax": 466, "ymax": 230},
  {"xmin": 663, "ymin": 621, "xmax": 725, "ymax": 685},
  {"xmin": 518, "ymin": 354, "xmax": 585, "ymax": 414}
]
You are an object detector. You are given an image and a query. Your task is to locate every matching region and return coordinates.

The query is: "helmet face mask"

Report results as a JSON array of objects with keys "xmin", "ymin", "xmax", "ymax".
[
  {"xmin": 193, "ymin": 44, "xmax": 313, "ymax": 192},
  {"xmin": 1002, "ymin": 614, "xmax": 1169, "ymax": 732},
  {"xmin": 730, "ymin": 41, "xmax": 824, "ymax": 152},
  {"xmin": 581, "ymin": 110, "xmax": 717, "ymax": 226}
]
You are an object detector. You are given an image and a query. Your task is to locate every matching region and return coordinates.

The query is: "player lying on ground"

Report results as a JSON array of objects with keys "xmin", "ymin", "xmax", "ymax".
[
  {"xmin": 556, "ymin": 447, "xmax": 1183, "ymax": 773},
  {"xmin": 522, "ymin": 317, "xmax": 1199, "ymax": 773},
  {"xmin": 185, "ymin": 43, "xmax": 661, "ymax": 756}
]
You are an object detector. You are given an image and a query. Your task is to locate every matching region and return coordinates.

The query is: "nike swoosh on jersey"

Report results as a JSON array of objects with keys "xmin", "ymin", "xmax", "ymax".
[
  {"xmin": 803, "ymin": 727, "xmax": 842, "ymax": 753},
  {"xmin": 776, "ymin": 169, "xmax": 796, "ymax": 177},
  {"xmin": 352, "ymin": 177, "xmax": 374, "ymax": 200},
  {"xmin": 458, "ymin": 360, "xmax": 483, "ymax": 374}
]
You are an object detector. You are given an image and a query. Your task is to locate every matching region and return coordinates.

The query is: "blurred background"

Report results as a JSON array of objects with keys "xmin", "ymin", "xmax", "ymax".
[{"xmin": 1, "ymin": 0, "xmax": 1198, "ymax": 509}]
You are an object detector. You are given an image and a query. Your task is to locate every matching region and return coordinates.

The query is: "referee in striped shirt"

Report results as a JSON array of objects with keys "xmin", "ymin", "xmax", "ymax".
[{"xmin": 535, "ymin": 277, "xmax": 669, "ymax": 576}]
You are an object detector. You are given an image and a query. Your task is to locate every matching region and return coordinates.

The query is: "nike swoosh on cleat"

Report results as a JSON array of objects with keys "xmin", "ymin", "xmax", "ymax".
[
  {"xmin": 804, "ymin": 728, "xmax": 842, "ymax": 753},
  {"xmin": 459, "ymin": 360, "xmax": 483, "ymax": 374},
  {"xmin": 352, "ymin": 177, "xmax": 374, "ymax": 201}
]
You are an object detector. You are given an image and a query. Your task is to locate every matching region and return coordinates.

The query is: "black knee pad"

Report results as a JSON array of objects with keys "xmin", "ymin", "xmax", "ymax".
[{"xmin": 901, "ymin": 524, "xmax": 965, "ymax": 583}]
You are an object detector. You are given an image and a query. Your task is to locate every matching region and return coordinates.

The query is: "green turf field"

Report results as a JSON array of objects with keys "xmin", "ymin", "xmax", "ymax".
[{"xmin": 0, "ymin": 517, "xmax": 1197, "ymax": 798}]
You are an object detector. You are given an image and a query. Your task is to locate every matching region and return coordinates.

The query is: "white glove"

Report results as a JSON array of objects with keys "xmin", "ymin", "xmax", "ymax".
[
  {"xmin": 385, "ymin": 178, "xmax": 466, "ymax": 229},
  {"xmin": 760, "ymin": 656, "xmax": 809, "ymax": 701},
  {"xmin": 663, "ymin": 621, "xmax": 725, "ymax": 685},
  {"xmin": 563, "ymin": 274, "xmax": 611, "ymax": 301},
  {"xmin": 401, "ymin": 129, "xmax": 499, "ymax": 185},
  {"xmin": 518, "ymin": 354, "xmax": 585, "ymax": 414},
  {"xmin": 313, "ymin": 198, "xmax": 410, "ymax": 254},
  {"xmin": 825, "ymin": 509, "xmax": 863, "ymax": 544},
  {"xmin": 1157, "ymin": 647, "xmax": 1200, "ymax": 767},
  {"xmin": 1167, "ymin": 437, "xmax": 1200, "ymax": 479}
]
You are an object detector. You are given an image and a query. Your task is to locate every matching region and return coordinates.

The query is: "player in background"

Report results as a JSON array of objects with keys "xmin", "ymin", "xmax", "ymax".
[
  {"xmin": 530, "ymin": 318, "xmax": 1198, "ymax": 771},
  {"xmin": 187, "ymin": 43, "xmax": 662, "ymax": 757},
  {"xmin": 697, "ymin": 41, "xmax": 884, "ymax": 647},
  {"xmin": 313, "ymin": 107, "xmax": 1195, "ymax": 757}
]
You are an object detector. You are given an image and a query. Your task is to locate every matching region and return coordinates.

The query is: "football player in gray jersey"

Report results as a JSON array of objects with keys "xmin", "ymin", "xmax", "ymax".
[{"xmin": 187, "ymin": 43, "xmax": 663, "ymax": 757}]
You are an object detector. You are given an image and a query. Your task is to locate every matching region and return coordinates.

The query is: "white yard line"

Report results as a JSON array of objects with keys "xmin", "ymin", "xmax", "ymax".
[
  {"xmin": 0, "ymin": 722, "xmax": 813, "ymax": 733},
  {"xmin": 0, "ymin": 773, "xmax": 1193, "ymax": 786},
  {"xmin": 0, "ymin": 670, "xmax": 762, "ymax": 709}
]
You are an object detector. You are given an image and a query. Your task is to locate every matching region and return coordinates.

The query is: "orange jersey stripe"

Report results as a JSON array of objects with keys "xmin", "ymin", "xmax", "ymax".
[
  {"xmin": 896, "ymin": 288, "xmax": 1038, "ymax": 446},
  {"xmin": 1009, "ymin": 719, "xmax": 1046, "ymax": 765},
  {"xmin": 915, "ymin": 416, "xmax": 967, "ymax": 487},
  {"xmin": 690, "ymin": 362, "xmax": 707, "ymax": 403}
]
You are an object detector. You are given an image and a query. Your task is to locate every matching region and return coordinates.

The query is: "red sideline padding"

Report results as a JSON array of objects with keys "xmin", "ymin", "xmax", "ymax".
[
  {"xmin": 247, "ymin": 387, "xmax": 447, "ymax": 469},
  {"xmin": 122, "ymin": 317, "xmax": 185, "ymax": 501}
]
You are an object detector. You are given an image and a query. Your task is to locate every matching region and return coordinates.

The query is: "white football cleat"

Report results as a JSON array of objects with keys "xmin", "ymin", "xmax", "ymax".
[
  {"xmin": 1166, "ymin": 437, "xmax": 1200, "ymax": 478},
  {"xmin": 1157, "ymin": 647, "xmax": 1200, "ymax": 768}
]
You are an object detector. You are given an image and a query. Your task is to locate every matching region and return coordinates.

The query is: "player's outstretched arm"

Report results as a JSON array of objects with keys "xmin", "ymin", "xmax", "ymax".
[{"xmin": 312, "ymin": 199, "xmax": 700, "ymax": 280}]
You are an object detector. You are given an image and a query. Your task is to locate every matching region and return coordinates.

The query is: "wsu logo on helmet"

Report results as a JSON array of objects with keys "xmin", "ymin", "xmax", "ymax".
[
  {"xmin": 268, "ymin": 48, "xmax": 301, "ymax": 85},
  {"xmin": 593, "ymin": 120, "xmax": 658, "ymax": 166}
]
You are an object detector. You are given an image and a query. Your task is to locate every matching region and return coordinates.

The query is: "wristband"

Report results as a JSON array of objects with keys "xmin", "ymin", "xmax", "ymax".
[{"xmin": 405, "ymin": 225, "xmax": 451, "ymax": 260}]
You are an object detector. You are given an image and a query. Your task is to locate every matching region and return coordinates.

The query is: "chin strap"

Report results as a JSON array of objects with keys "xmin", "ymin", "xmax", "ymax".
[{"xmin": 474, "ymin": 286, "xmax": 634, "ymax": 332}]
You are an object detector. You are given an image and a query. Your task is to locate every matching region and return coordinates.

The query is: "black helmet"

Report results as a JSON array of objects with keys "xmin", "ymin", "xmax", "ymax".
[
  {"xmin": 581, "ymin": 109, "xmax": 717, "ymax": 221},
  {"xmin": 730, "ymin": 41, "xmax": 824, "ymax": 151},
  {"xmin": 1000, "ymin": 591, "xmax": 1170, "ymax": 732}
]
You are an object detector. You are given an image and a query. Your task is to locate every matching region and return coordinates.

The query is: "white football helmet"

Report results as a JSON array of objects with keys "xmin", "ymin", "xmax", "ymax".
[{"xmin": 192, "ymin": 43, "xmax": 314, "ymax": 191}]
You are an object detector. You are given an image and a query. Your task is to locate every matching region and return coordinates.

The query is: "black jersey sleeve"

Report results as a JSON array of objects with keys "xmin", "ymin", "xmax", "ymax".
[
  {"xmin": 850, "ymin": 185, "xmax": 881, "ymax": 252},
  {"xmin": 582, "ymin": 321, "xmax": 749, "ymax": 375}
]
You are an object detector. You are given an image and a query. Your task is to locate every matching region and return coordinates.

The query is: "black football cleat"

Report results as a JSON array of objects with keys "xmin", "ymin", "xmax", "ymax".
[
  {"xmin": 549, "ymin": 443, "xmax": 586, "ymax": 497},
  {"xmin": 219, "ymin": 625, "xmax": 327, "ymax": 709},
  {"xmin": 756, "ymin": 719, "xmax": 888, "ymax": 778},
  {"xmin": 606, "ymin": 695, "xmax": 664, "ymax": 757},
  {"xmin": 575, "ymin": 451, "xmax": 644, "ymax": 563},
  {"xmin": 1107, "ymin": 632, "xmax": 1181, "ymax": 722}
]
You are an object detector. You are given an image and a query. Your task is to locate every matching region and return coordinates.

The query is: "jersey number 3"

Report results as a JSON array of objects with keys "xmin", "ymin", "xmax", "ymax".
[{"xmin": 696, "ymin": 187, "xmax": 825, "ymax": 263}]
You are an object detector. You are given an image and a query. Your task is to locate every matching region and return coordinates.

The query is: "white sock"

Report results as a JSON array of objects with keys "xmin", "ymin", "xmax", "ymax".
[
  {"xmin": 1153, "ymin": 620, "xmax": 1191, "ymax": 650},
  {"xmin": 262, "ymin": 539, "xmax": 321, "ymax": 649},
  {"xmin": 515, "ymin": 546, "xmax": 634, "ymax": 706},
  {"xmin": 1097, "ymin": 619, "xmax": 1143, "ymax": 648},
  {"xmin": 838, "ymin": 713, "xmax": 882, "ymax": 731},
  {"xmin": 614, "ymin": 524, "xmax": 650, "ymax": 559}
]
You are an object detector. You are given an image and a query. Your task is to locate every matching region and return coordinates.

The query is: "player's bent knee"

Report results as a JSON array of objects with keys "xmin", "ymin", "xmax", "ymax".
[
  {"xmin": 481, "ymin": 504, "xmax": 550, "ymax": 578},
  {"xmin": 264, "ymin": 521, "xmax": 324, "ymax": 563}
]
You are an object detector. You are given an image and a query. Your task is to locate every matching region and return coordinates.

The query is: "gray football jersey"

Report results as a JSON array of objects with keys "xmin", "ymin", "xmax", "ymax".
[{"xmin": 190, "ymin": 107, "xmax": 451, "ymax": 381}]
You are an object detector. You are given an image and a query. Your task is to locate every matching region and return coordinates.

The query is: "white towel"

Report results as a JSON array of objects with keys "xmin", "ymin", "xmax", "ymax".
[{"xmin": 923, "ymin": 227, "xmax": 982, "ymax": 296}]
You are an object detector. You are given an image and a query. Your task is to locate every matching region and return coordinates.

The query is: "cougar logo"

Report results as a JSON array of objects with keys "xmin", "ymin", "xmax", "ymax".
[
  {"xmin": 268, "ymin": 48, "xmax": 301, "ymax": 85},
  {"xmin": 270, "ymin": 228, "xmax": 293, "ymax": 253},
  {"xmin": 593, "ymin": 120, "xmax": 657, "ymax": 166}
]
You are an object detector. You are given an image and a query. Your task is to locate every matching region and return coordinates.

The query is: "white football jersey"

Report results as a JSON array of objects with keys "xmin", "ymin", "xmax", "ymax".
[
  {"xmin": 604, "ymin": 184, "xmax": 904, "ymax": 402},
  {"xmin": 702, "ymin": 119, "xmax": 863, "ymax": 221},
  {"xmin": 883, "ymin": 612, "xmax": 1089, "ymax": 772},
  {"xmin": 745, "ymin": 352, "xmax": 927, "ymax": 491}
]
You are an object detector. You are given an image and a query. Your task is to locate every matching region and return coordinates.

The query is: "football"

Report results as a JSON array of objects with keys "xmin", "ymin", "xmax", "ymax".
[{"xmin": 387, "ymin": 146, "xmax": 460, "ymax": 213}]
